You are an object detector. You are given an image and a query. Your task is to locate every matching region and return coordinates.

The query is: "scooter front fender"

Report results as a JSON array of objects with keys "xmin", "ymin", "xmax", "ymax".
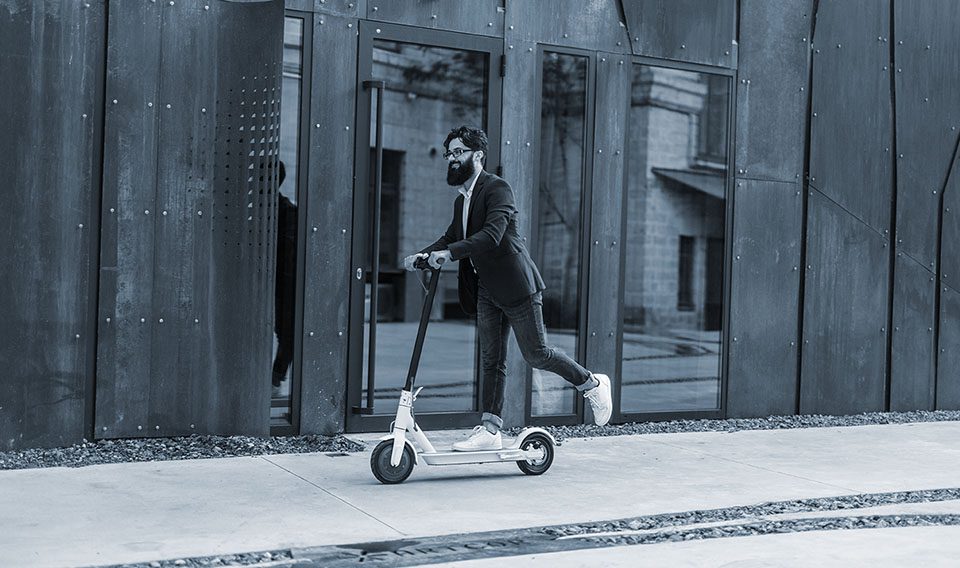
[{"xmin": 381, "ymin": 432, "xmax": 419, "ymax": 466}]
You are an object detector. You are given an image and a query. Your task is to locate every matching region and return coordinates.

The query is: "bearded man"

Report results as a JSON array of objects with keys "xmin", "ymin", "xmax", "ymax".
[{"xmin": 402, "ymin": 126, "xmax": 613, "ymax": 451}]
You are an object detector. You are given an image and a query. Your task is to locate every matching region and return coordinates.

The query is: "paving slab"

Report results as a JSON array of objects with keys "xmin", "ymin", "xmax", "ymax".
[
  {"xmin": 643, "ymin": 422, "xmax": 960, "ymax": 493},
  {"xmin": 0, "ymin": 455, "xmax": 400, "ymax": 568}
]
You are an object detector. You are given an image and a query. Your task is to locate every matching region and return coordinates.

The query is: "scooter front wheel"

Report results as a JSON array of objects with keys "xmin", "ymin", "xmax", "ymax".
[
  {"xmin": 371, "ymin": 440, "xmax": 415, "ymax": 484},
  {"xmin": 517, "ymin": 432, "xmax": 554, "ymax": 475}
]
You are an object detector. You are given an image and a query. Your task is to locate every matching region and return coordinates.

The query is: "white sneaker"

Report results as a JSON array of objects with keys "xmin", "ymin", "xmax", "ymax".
[
  {"xmin": 452, "ymin": 425, "xmax": 502, "ymax": 451},
  {"xmin": 584, "ymin": 373, "xmax": 612, "ymax": 426}
]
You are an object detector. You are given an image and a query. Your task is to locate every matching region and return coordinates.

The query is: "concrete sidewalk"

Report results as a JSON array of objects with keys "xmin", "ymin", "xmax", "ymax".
[{"xmin": 2, "ymin": 422, "xmax": 959, "ymax": 567}]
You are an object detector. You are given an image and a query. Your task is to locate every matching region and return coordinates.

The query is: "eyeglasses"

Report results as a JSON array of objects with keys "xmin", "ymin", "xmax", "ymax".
[{"xmin": 442, "ymin": 147, "xmax": 473, "ymax": 160}]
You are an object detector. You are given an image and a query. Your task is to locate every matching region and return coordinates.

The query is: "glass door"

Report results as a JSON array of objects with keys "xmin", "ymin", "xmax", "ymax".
[
  {"xmin": 346, "ymin": 22, "xmax": 503, "ymax": 432},
  {"xmin": 618, "ymin": 63, "xmax": 732, "ymax": 419}
]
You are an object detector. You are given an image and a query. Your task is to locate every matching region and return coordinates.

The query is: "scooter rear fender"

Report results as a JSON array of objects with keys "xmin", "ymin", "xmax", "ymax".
[{"xmin": 514, "ymin": 427, "xmax": 558, "ymax": 447}]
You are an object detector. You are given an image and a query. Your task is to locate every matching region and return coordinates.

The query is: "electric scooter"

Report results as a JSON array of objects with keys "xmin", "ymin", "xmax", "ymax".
[{"xmin": 370, "ymin": 257, "xmax": 557, "ymax": 484}]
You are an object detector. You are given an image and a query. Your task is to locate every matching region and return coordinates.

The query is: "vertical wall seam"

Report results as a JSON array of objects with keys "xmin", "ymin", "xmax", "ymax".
[
  {"xmin": 933, "ymin": 125, "xmax": 960, "ymax": 409},
  {"xmin": 797, "ymin": 0, "xmax": 820, "ymax": 414},
  {"xmin": 87, "ymin": 0, "xmax": 111, "ymax": 442},
  {"xmin": 885, "ymin": 0, "xmax": 898, "ymax": 412}
]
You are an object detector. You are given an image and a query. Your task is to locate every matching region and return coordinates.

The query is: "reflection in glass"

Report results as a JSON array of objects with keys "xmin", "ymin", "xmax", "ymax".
[
  {"xmin": 271, "ymin": 16, "xmax": 304, "ymax": 426},
  {"xmin": 532, "ymin": 52, "xmax": 588, "ymax": 416},
  {"xmin": 361, "ymin": 41, "xmax": 489, "ymax": 414},
  {"xmin": 620, "ymin": 65, "xmax": 729, "ymax": 413}
]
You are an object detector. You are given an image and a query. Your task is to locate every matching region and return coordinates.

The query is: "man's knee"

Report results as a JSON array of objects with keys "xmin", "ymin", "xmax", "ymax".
[{"xmin": 522, "ymin": 346, "xmax": 553, "ymax": 369}]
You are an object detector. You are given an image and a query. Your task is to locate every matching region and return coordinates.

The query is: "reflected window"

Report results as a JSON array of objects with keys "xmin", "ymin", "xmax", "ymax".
[
  {"xmin": 271, "ymin": 15, "xmax": 304, "ymax": 425},
  {"xmin": 532, "ymin": 51, "xmax": 589, "ymax": 416},
  {"xmin": 620, "ymin": 65, "xmax": 729, "ymax": 413},
  {"xmin": 360, "ymin": 40, "xmax": 489, "ymax": 414}
]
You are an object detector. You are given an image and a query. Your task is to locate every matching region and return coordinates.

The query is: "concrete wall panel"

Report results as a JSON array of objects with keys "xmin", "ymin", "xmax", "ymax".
[
  {"xmin": 735, "ymin": 0, "xmax": 811, "ymax": 182},
  {"xmin": 314, "ymin": 0, "xmax": 362, "ymax": 17},
  {"xmin": 937, "ymin": 147, "xmax": 960, "ymax": 408},
  {"xmin": 807, "ymin": 0, "xmax": 892, "ymax": 234},
  {"xmin": 506, "ymin": 0, "xmax": 629, "ymax": 54},
  {"xmin": 800, "ymin": 191, "xmax": 888, "ymax": 415},
  {"xmin": 622, "ymin": 0, "xmax": 736, "ymax": 67},
  {"xmin": 367, "ymin": 0, "xmax": 503, "ymax": 38},
  {"xmin": 95, "ymin": 0, "xmax": 282, "ymax": 439},
  {"xmin": 0, "ymin": 1, "xmax": 106, "ymax": 450},
  {"xmin": 300, "ymin": 13, "xmax": 359, "ymax": 435},
  {"xmin": 726, "ymin": 180, "xmax": 803, "ymax": 417},
  {"xmin": 893, "ymin": 0, "xmax": 960, "ymax": 269},
  {"xmin": 889, "ymin": 255, "xmax": 936, "ymax": 411},
  {"xmin": 937, "ymin": 286, "xmax": 960, "ymax": 409},
  {"xmin": 942, "ymin": 151, "xmax": 960, "ymax": 300}
]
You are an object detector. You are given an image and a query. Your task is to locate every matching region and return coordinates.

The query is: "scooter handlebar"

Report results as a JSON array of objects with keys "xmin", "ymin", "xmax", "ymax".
[{"xmin": 414, "ymin": 254, "xmax": 446, "ymax": 271}]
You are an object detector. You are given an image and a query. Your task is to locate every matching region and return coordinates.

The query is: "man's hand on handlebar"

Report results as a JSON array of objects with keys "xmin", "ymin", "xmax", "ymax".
[
  {"xmin": 428, "ymin": 250, "xmax": 451, "ymax": 269},
  {"xmin": 402, "ymin": 253, "xmax": 428, "ymax": 271}
]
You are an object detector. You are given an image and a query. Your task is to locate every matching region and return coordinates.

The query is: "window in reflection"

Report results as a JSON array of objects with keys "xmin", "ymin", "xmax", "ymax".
[
  {"xmin": 271, "ymin": 15, "xmax": 304, "ymax": 426},
  {"xmin": 532, "ymin": 51, "xmax": 589, "ymax": 416},
  {"xmin": 620, "ymin": 65, "xmax": 729, "ymax": 413},
  {"xmin": 360, "ymin": 40, "xmax": 489, "ymax": 414}
]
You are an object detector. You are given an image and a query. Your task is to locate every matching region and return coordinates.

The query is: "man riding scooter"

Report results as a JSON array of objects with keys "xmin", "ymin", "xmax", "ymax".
[{"xmin": 403, "ymin": 125, "xmax": 613, "ymax": 451}]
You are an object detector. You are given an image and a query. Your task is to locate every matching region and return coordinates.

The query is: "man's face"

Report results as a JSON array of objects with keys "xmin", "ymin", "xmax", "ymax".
[{"xmin": 445, "ymin": 138, "xmax": 477, "ymax": 186}]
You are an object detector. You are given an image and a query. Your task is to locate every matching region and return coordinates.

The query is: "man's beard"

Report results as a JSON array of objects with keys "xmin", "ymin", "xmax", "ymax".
[{"xmin": 446, "ymin": 158, "xmax": 475, "ymax": 186}]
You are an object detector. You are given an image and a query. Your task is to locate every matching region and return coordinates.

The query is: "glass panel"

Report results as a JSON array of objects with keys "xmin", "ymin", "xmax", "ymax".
[
  {"xmin": 271, "ymin": 16, "xmax": 304, "ymax": 425},
  {"xmin": 620, "ymin": 65, "xmax": 729, "ymax": 413},
  {"xmin": 361, "ymin": 40, "xmax": 489, "ymax": 414},
  {"xmin": 532, "ymin": 51, "xmax": 589, "ymax": 416}
]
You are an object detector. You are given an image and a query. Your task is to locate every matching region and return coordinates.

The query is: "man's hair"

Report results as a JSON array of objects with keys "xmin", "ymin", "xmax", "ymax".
[{"xmin": 444, "ymin": 126, "xmax": 488, "ymax": 164}]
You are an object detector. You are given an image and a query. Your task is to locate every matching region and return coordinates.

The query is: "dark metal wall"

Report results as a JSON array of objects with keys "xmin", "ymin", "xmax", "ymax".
[
  {"xmin": 729, "ymin": 0, "xmax": 960, "ymax": 416},
  {"xmin": 95, "ymin": 0, "xmax": 284, "ymax": 439},
  {"xmin": 801, "ymin": 0, "xmax": 892, "ymax": 414},
  {"xmin": 892, "ymin": 0, "xmax": 960, "ymax": 411},
  {"xmin": 726, "ymin": 0, "xmax": 809, "ymax": 417},
  {"xmin": 0, "ymin": 1, "xmax": 106, "ymax": 450}
]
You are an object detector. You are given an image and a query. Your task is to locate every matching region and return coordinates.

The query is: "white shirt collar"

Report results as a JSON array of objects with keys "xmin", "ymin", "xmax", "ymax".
[{"xmin": 458, "ymin": 171, "xmax": 481, "ymax": 199}]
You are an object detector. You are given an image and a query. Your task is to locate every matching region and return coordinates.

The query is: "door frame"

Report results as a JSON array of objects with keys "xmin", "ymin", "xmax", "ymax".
[
  {"xmin": 345, "ymin": 21, "xmax": 504, "ymax": 432},
  {"xmin": 270, "ymin": 8, "xmax": 314, "ymax": 437},
  {"xmin": 524, "ymin": 44, "xmax": 598, "ymax": 426},
  {"xmin": 613, "ymin": 55, "xmax": 737, "ymax": 424}
]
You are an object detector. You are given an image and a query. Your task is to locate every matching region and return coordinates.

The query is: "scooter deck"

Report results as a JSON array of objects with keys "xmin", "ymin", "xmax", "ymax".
[{"xmin": 418, "ymin": 447, "xmax": 531, "ymax": 466}]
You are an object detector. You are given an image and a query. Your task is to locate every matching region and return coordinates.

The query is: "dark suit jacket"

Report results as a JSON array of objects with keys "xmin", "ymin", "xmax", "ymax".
[{"xmin": 420, "ymin": 171, "xmax": 545, "ymax": 315}]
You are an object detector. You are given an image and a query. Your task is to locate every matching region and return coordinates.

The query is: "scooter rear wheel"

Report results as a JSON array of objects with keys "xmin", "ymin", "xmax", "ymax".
[
  {"xmin": 371, "ymin": 440, "xmax": 415, "ymax": 484},
  {"xmin": 516, "ymin": 433, "xmax": 554, "ymax": 475}
]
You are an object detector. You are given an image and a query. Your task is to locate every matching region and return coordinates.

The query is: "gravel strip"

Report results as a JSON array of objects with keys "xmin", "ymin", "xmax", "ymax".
[
  {"xmin": 0, "ymin": 434, "xmax": 364, "ymax": 471},
  {"xmin": 3, "ymin": 410, "xmax": 957, "ymax": 471},
  {"xmin": 541, "ymin": 487, "xmax": 960, "ymax": 537},
  {"xmin": 505, "ymin": 409, "xmax": 960, "ymax": 444},
  {"xmin": 576, "ymin": 513, "xmax": 960, "ymax": 547},
  {"xmin": 105, "ymin": 550, "xmax": 294, "ymax": 568}
]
